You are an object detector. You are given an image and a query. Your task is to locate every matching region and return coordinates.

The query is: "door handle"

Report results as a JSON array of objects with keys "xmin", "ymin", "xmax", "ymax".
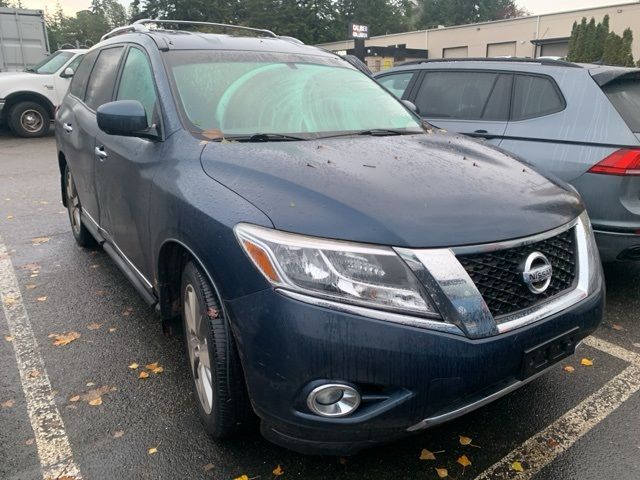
[
  {"xmin": 474, "ymin": 129, "xmax": 488, "ymax": 134},
  {"xmin": 63, "ymin": 123, "xmax": 73, "ymax": 133},
  {"xmin": 95, "ymin": 146, "xmax": 108, "ymax": 160}
]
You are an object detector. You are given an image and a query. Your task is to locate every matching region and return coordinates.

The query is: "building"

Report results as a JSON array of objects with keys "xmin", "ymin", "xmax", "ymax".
[{"xmin": 318, "ymin": 1, "xmax": 640, "ymax": 72}]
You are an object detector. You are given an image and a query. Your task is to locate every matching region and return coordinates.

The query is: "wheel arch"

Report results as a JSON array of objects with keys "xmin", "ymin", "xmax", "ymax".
[{"xmin": 2, "ymin": 91, "xmax": 55, "ymax": 122}]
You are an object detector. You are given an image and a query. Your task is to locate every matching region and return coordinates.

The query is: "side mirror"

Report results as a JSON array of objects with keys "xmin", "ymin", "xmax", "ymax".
[
  {"xmin": 97, "ymin": 100, "xmax": 152, "ymax": 138},
  {"xmin": 402, "ymin": 100, "xmax": 420, "ymax": 115},
  {"xmin": 61, "ymin": 67, "xmax": 75, "ymax": 78}
]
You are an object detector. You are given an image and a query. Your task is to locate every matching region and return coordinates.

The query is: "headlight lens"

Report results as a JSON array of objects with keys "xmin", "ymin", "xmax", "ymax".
[{"xmin": 234, "ymin": 223, "xmax": 437, "ymax": 316}]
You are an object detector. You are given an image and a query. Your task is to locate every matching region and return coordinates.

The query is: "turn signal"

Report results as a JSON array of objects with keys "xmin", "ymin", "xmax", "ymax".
[{"xmin": 588, "ymin": 149, "xmax": 640, "ymax": 176}]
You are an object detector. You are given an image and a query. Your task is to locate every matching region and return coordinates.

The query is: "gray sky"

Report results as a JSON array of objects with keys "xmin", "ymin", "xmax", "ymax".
[{"xmin": 26, "ymin": 0, "xmax": 639, "ymax": 17}]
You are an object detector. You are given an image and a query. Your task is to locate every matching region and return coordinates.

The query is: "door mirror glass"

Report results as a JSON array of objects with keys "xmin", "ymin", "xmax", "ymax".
[
  {"xmin": 97, "ymin": 100, "xmax": 150, "ymax": 137},
  {"xmin": 62, "ymin": 67, "xmax": 75, "ymax": 78}
]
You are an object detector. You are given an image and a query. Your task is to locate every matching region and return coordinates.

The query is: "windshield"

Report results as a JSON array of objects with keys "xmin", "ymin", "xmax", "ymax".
[
  {"xmin": 165, "ymin": 51, "xmax": 421, "ymax": 139},
  {"xmin": 27, "ymin": 51, "xmax": 75, "ymax": 74}
]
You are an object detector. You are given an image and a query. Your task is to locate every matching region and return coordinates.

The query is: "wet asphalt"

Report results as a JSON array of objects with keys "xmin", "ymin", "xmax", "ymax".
[{"xmin": 0, "ymin": 127, "xmax": 639, "ymax": 480}]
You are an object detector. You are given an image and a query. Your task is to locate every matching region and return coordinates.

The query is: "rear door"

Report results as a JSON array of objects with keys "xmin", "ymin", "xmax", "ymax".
[
  {"xmin": 409, "ymin": 70, "xmax": 511, "ymax": 146},
  {"xmin": 95, "ymin": 45, "xmax": 162, "ymax": 279}
]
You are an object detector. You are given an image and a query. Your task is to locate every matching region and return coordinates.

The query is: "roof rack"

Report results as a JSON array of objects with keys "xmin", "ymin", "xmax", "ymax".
[
  {"xmin": 100, "ymin": 18, "xmax": 278, "ymax": 42},
  {"xmin": 400, "ymin": 57, "xmax": 582, "ymax": 69}
]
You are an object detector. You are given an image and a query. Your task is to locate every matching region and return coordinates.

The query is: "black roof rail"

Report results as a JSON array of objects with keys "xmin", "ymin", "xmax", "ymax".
[
  {"xmin": 399, "ymin": 57, "xmax": 582, "ymax": 69},
  {"xmin": 101, "ymin": 18, "xmax": 279, "ymax": 42}
]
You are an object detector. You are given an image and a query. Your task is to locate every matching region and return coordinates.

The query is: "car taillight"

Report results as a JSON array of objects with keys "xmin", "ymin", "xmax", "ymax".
[{"xmin": 588, "ymin": 149, "xmax": 640, "ymax": 176}]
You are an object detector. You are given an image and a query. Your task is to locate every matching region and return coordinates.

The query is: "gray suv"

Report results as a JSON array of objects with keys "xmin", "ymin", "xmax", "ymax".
[{"xmin": 375, "ymin": 59, "xmax": 640, "ymax": 262}]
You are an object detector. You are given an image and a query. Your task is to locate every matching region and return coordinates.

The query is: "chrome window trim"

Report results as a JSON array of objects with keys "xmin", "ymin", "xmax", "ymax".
[{"xmin": 277, "ymin": 289, "xmax": 463, "ymax": 335}]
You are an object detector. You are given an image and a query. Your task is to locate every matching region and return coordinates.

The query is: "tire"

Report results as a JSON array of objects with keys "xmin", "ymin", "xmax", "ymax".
[
  {"xmin": 181, "ymin": 260, "xmax": 255, "ymax": 438},
  {"xmin": 63, "ymin": 165, "xmax": 96, "ymax": 247},
  {"xmin": 8, "ymin": 101, "xmax": 50, "ymax": 138}
]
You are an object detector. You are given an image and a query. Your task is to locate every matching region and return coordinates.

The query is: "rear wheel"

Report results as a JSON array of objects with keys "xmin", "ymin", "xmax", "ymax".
[
  {"xmin": 181, "ymin": 260, "xmax": 254, "ymax": 438},
  {"xmin": 63, "ymin": 165, "xmax": 95, "ymax": 247},
  {"xmin": 8, "ymin": 101, "xmax": 50, "ymax": 138}
]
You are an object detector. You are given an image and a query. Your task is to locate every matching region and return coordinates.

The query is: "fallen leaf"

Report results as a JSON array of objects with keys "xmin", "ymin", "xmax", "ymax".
[
  {"xmin": 1, "ymin": 399, "xmax": 15, "ymax": 408},
  {"xmin": 148, "ymin": 447, "xmax": 158, "ymax": 455},
  {"xmin": 31, "ymin": 237, "xmax": 50, "ymax": 245},
  {"xmin": 139, "ymin": 371, "xmax": 149, "ymax": 379},
  {"xmin": 419, "ymin": 448, "xmax": 445, "ymax": 460},
  {"xmin": 88, "ymin": 397, "xmax": 102, "ymax": 406},
  {"xmin": 36, "ymin": 296, "xmax": 47, "ymax": 302},
  {"xmin": 27, "ymin": 369, "xmax": 40, "ymax": 379},
  {"xmin": 581, "ymin": 358, "xmax": 594, "ymax": 367},
  {"xmin": 86, "ymin": 382, "xmax": 95, "ymax": 387},
  {"xmin": 113, "ymin": 430, "xmax": 124, "ymax": 438},
  {"xmin": 145, "ymin": 362, "xmax": 159, "ymax": 370},
  {"xmin": 86, "ymin": 322, "xmax": 102, "ymax": 330},
  {"xmin": 233, "ymin": 476, "xmax": 249, "ymax": 480},
  {"xmin": 51, "ymin": 332, "xmax": 80, "ymax": 346},
  {"xmin": 151, "ymin": 366, "xmax": 164, "ymax": 374},
  {"xmin": 435, "ymin": 467, "xmax": 449, "ymax": 478},
  {"xmin": 95, "ymin": 289, "xmax": 106, "ymax": 296},
  {"xmin": 273, "ymin": 464, "xmax": 284, "ymax": 476},
  {"xmin": 108, "ymin": 327, "xmax": 116, "ymax": 333},
  {"xmin": 457, "ymin": 454, "xmax": 472, "ymax": 472},
  {"xmin": 128, "ymin": 363, "xmax": 139, "ymax": 370},
  {"xmin": 25, "ymin": 438, "xmax": 34, "ymax": 445},
  {"xmin": 123, "ymin": 306, "xmax": 133, "ymax": 316},
  {"xmin": 459, "ymin": 435, "xmax": 481, "ymax": 448},
  {"xmin": 7, "ymin": 215, "xmax": 13, "ymax": 219},
  {"xmin": 3, "ymin": 295, "xmax": 17, "ymax": 306},
  {"xmin": 612, "ymin": 324, "xmax": 624, "ymax": 331},
  {"xmin": 69, "ymin": 395, "xmax": 80, "ymax": 402},
  {"xmin": 203, "ymin": 463, "xmax": 215, "ymax": 472},
  {"xmin": 546, "ymin": 437, "xmax": 559, "ymax": 448},
  {"xmin": 563, "ymin": 365, "xmax": 575, "ymax": 373},
  {"xmin": 25, "ymin": 284, "xmax": 36, "ymax": 290},
  {"xmin": 4, "ymin": 335, "xmax": 14, "ymax": 342},
  {"xmin": 512, "ymin": 461, "xmax": 524, "ymax": 472},
  {"xmin": 91, "ymin": 264, "xmax": 99, "ymax": 269},
  {"xmin": 21, "ymin": 262, "xmax": 40, "ymax": 271}
]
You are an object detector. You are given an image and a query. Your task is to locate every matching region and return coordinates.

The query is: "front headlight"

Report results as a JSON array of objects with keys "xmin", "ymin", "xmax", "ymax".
[
  {"xmin": 234, "ymin": 223, "xmax": 438, "ymax": 317},
  {"xmin": 576, "ymin": 210, "xmax": 603, "ymax": 295}
]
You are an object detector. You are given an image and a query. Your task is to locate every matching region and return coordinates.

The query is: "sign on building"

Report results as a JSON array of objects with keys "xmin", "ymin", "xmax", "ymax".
[{"xmin": 350, "ymin": 23, "xmax": 369, "ymax": 39}]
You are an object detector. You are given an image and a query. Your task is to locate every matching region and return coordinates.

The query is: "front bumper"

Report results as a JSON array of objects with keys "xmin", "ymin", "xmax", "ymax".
[{"xmin": 226, "ymin": 284, "xmax": 604, "ymax": 455}]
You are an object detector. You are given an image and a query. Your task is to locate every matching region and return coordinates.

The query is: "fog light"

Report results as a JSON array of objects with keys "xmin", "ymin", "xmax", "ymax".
[{"xmin": 307, "ymin": 384, "xmax": 361, "ymax": 417}]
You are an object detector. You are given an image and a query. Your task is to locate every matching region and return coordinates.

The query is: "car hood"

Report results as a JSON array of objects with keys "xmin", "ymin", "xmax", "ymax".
[
  {"xmin": 0, "ymin": 71, "xmax": 38, "ymax": 85},
  {"xmin": 200, "ymin": 132, "xmax": 583, "ymax": 247}
]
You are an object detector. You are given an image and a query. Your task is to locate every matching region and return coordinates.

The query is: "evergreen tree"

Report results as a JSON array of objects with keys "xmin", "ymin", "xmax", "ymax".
[
  {"xmin": 621, "ymin": 28, "xmax": 635, "ymax": 67},
  {"xmin": 574, "ymin": 17, "xmax": 587, "ymax": 62},
  {"xmin": 583, "ymin": 17, "xmax": 597, "ymax": 62},
  {"xmin": 566, "ymin": 21, "xmax": 578, "ymax": 61},
  {"xmin": 602, "ymin": 31, "xmax": 623, "ymax": 66},
  {"xmin": 594, "ymin": 14, "xmax": 609, "ymax": 61},
  {"xmin": 416, "ymin": 0, "xmax": 526, "ymax": 29}
]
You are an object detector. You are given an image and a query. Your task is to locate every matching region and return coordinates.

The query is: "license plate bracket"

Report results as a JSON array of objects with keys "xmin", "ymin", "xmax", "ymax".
[{"xmin": 519, "ymin": 327, "xmax": 579, "ymax": 380}]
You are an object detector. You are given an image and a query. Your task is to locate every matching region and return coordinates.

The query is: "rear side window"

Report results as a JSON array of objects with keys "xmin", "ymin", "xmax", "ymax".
[
  {"xmin": 69, "ymin": 50, "xmax": 97, "ymax": 99},
  {"xmin": 377, "ymin": 72, "xmax": 414, "ymax": 98},
  {"xmin": 414, "ymin": 71, "xmax": 511, "ymax": 121},
  {"xmin": 84, "ymin": 46, "xmax": 124, "ymax": 111},
  {"xmin": 116, "ymin": 47, "xmax": 158, "ymax": 125},
  {"xmin": 602, "ymin": 75, "xmax": 640, "ymax": 133},
  {"xmin": 511, "ymin": 74, "xmax": 564, "ymax": 121}
]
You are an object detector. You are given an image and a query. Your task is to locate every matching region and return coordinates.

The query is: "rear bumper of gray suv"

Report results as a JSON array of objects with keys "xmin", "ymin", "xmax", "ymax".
[{"xmin": 594, "ymin": 228, "xmax": 640, "ymax": 261}]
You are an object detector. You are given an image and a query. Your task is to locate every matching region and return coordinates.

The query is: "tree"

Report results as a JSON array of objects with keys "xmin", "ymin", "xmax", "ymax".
[
  {"xmin": 583, "ymin": 17, "xmax": 597, "ymax": 62},
  {"xmin": 566, "ymin": 21, "xmax": 578, "ymax": 60},
  {"xmin": 594, "ymin": 14, "xmax": 609, "ymax": 60},
  {"xmin": 602, "ymin": 31, "xmax": 623, "ymax": 65},
  {"xmin": 621, "ymin": 28, "xmax": 635, "ymax": 67},
  {"xmin": 415, "ymin": 0, "xmax": 527, "ymax": 30}
]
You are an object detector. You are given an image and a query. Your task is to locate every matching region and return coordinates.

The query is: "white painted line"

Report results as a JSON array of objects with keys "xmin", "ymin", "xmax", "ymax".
[
  {"xmin": 0, "ymin": 237, "xmax": 82, "ymax": 480},
  {"xmin": 474, "ymin": 336, "xmax": 640, "ymax": 480}
]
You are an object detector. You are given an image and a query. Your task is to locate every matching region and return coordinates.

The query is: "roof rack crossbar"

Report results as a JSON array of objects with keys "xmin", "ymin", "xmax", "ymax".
[{"xmin": 132, "ymin": 19, "xmax": 277, "ymax": 38}]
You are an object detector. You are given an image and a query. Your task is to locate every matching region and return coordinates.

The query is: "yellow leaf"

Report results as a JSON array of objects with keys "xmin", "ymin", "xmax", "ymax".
[
  {"xmin": 148, "ymin": 447, "xmax": 158, "ymax": 455},
  {"xmin": 51, "ymin": 332, "xmax": 80, "ymax": 346},
  {"xmin": 87, "ymin": 322, "xmax": 102, "ymax": 330},
  {"xmin": 145, "ymin": 362, "xmax": 159, "ymax": 370},
  {"xmin": 69, "ymin": 395, "xmax": 80, "ymax": 402},
  {"xmin": 36, "ymin": 296, "xmax": 47, "ymax": 302},
  {"xmin": 88, "ymin": 397, "xmax": 102, "ymax": 406},
  {"xmin": 108, "ymin": 327, "xmax": 116, "ymax": 333},
  {"xmin": 139, "ymin": 371, "xmax": 149, "ymax": 379},
  {"xmin": 435, "ymin": 467, "xmax": 449, "ymax": 478},
  {"xmin": 4, "ymin": 335, "xmax": 14, "ymax": 342},
  {"xmin": 419, "ymin": 449, "xmax": 436, "ymax": 460},
  {"xmin": 3, "ymin": 295, "xmax": 17, "ymax": 306},
  {"xmin": 233, "ymin": 476, "xmax": 249, "ymax": 480},
  {"xmin": 25, "ymin": 284, "xmax": 36, "ymax": 289},
  {"xmin": 459, "ymin": 435, "xmax": 480, "ymax": 447},
  {"xmin": 273, "ymin": 464, "xmax": 284, "ymax": 476},
  {"xmin": 1, "ymin": 399, "xmax": 15, "ymax": 408},
  {"xmin": 457, "ymin": 454, "xmax": 472, "ymax": 468},
  {"xmin": 113, "ymin": 430, "xmax": 124, "ymax": 438},
  {"xmin": 564, "ymin": 365, "xmax": 575, "ymax": 373},
  {"xmin": 128, "ymin": 363, "xmax": 139, "ymax": 370},
  {"xmin": 6, "ymin": 215, "xmax": 13, "ymax": 219},
  {"xmin": 31, "ymin": 237, "xmax": 50, "ymax": 245},
  {"xmin": 581, "ymin": 358, "xmax": 594, "ymax": 366},
  {"xmin": 512, "ymin": 461, "xmax": 524, "ymax": 472},
  {"xmin": 151, "ymin": 366, "xmax": 164, "ymax": 374},
  {"xmin": 612, "ymin": 324, "xmax": 624, "ymax": 331}
]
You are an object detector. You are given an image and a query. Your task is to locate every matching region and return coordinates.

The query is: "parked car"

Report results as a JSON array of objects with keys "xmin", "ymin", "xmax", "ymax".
[
  {"xmin": 0, "ymin": 49, "xmax": 85, "ymax": 137},
  {"xmin": 56, "ymin": 21, "xmax": 604, "ymax": 455},
  {"xmin": 375, "ymin": 58, "xmax": 640, "ymax": 262}
]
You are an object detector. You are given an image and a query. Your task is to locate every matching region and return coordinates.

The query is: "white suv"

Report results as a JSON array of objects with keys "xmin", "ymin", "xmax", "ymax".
[{"xmin": 0, "ymin": 49, "xmax": 85, "ymax": 137}]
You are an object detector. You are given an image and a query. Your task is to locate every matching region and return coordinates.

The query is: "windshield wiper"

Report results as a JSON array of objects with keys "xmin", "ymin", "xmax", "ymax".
[
  {"xmin": 24, "ymin": 67, "xmax": 37, "ymax": 73},
  {"xmin": 216, "ymin": 133, "xmax": 308, "ymax": 142},
  {"xmin": 316, "ymin": 129, "xmax": 420, "ymax": 140}
]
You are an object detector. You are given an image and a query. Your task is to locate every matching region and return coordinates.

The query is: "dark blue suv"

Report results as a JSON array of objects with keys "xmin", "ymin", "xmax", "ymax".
[{"xmin": 55, "ymin": 20, "xmax": 604, "ymax": 455}]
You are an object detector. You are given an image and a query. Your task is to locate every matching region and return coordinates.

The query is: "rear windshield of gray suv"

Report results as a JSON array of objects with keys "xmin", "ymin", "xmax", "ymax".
[
  {"xmin": 165, "ymin": 51, "xmax": 421, "ymax": 138},
  {"xmin": 602, "ymin": 75, "xmax": 640, "ymax": 133}
]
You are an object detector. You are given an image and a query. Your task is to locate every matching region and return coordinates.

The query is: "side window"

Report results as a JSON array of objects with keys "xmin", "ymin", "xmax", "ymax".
[
  {"xmin": 63, "ymin": 54, "xmax": 84, "ymax": 76},
  {"xmin": 116, "ymin": 47, "xmax": 158, "ymax": 124},
  {"xmin": 69, "ymin": 50, "xmax": 98, "ymax": 100},
  {"xmin": 512, "ymin": 75, "xmax": 564, "ymax": 121},
  {"xmin": 84, "ymin": 46, "xmax": 124, "ymax": 111},
  {"xmin": 414, "ymin": 71, "xmax": 510, "ymax": 121},
  {"xmin": 377, "ymin": 72, "xmax": 415, "ymax": 99}
]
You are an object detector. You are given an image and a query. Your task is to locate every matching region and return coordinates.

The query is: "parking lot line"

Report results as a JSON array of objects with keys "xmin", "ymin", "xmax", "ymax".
[
  {"xmin": 0, "ymin": 237, "xmax": 82, "ymax": 480},
  {"xmin": 474, "ymin": 337, "xmax": 640, "ymax": 480}
]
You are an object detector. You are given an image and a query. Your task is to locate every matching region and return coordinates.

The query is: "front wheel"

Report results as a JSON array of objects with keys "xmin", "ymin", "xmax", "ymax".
[
  {"xmin": 8, "ymin": 101, "xmax": 50, "ymax": 138},
  {"xmin": 63, "ymin": 165, "xmax": 95, "ymax": 247},
  {"xmin": 181, "ymin": 260, "xmax": 254, "ymax": 438}
]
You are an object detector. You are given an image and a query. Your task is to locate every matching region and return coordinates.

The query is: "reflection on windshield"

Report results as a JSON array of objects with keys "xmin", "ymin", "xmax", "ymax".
[
  {"xmin": 27, "ymin": 51, "xmax": 74, "ymax": 74},
  {"xmin": 167, "ymin": 51, "xmax": 420, "ymax": 139}
]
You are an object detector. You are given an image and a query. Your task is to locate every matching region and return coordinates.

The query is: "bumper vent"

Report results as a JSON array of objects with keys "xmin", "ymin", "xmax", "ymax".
[{"xmin": 457, "ymin": 228, "xmax": 577, "ymax": 318}]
